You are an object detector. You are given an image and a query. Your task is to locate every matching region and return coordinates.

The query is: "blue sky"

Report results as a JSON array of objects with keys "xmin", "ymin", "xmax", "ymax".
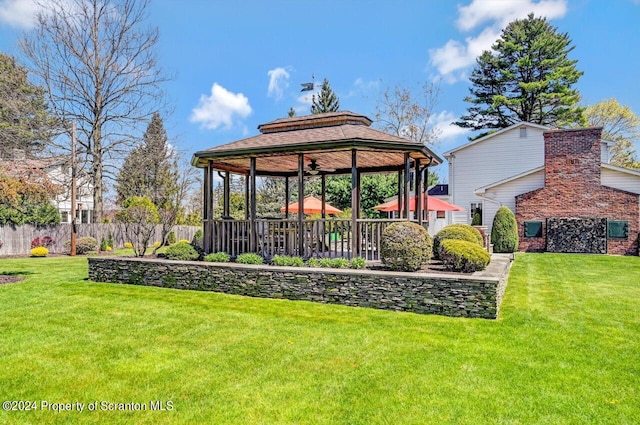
[{"xmin": 1, "ymin": 0, "xmax": 639, "ymax": 182}]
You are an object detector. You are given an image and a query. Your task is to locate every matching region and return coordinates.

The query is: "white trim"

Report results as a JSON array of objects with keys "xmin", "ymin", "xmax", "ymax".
[
  {"xmin": 474, "ymin": 166, "xmax": 545, "ymax": 194},
  {"xmin": 443, "ymin": 122, "xmax": 550, "ymax": 158},
  {"xmin": 601, "ymin": 163, "xmax": 640, "ymax": 177}
]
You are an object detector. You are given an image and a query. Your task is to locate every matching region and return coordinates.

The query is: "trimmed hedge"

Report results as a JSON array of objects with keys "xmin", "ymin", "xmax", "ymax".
[
  {"xmin": 433, "ymin": 225, "xmax": 482, "ymax": 260},
  {"xmin": 440, "ymin": 239, "xmax": 490, "ymax": 273},
  {"xmin": 491, "ymin": 206, "xmax": 519, "ymax": 253},
  {"xmin": 165, "ymin": 241, "xmax": 200, "ymax": 261},
  {"xmin": 380, "ymin": 221, "xmax": 432, "ymax": 272}
]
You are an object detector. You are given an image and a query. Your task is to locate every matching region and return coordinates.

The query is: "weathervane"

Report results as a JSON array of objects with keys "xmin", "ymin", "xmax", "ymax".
[{"xmin": 300, "ymin": 73, "xmax": 316, "ymax": 106}]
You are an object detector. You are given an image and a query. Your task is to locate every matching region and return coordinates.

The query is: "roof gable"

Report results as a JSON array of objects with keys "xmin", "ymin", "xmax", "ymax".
[{"xmin": 443, "ymin": 122, "xmax": 550, "ymax": 158}]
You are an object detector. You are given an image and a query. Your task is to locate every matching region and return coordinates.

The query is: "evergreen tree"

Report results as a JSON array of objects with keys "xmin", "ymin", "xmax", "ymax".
[
  {"xmin": 585, "ymin": 98, "xmax": 640, "ymax": 169},
  {"xmin": 456, "ymin": 14, "xmax": 584, "ymax": 131},
  {"xmin": 0, "ymin": 53, "xmax": 57, "ymax": 158},
  {"xmin": 116, "ymin": 113, "xmax": 178, "ymax": 208},
  {"xmin": 311, "ymin": 78, "xmax": 340, "ymax": 114}
]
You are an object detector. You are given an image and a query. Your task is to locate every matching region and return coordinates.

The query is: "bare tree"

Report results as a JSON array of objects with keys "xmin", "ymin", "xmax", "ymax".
[
  {"xmin": 374, "ymin": 81, "xmax": 441, "ymax": 147},
  {"xmin": 21, "ymin": 0, "xmax": 170, "ymax": 222}
]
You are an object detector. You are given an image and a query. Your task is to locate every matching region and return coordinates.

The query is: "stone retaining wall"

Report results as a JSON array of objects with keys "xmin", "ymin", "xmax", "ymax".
[{"xmin": 88, "ymin": 257, "xmax": 512, "ymax": 319}]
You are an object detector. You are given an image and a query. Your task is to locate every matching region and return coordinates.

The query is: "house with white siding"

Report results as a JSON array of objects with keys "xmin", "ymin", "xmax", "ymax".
[{"xmin": 443, "ymin": 122, "xmax": 636, "ymax": 239}]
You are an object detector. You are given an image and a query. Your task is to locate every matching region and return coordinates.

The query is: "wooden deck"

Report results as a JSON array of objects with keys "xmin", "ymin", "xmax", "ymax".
[{"xmin": 204, "ymin": 218, "xmax": 418, "ymax": 260}]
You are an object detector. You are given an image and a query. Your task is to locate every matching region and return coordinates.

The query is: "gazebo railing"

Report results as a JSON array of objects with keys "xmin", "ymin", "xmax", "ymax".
[{"xmin": 207, "ymin": 218, "xmax": 419, "ymax": 260}]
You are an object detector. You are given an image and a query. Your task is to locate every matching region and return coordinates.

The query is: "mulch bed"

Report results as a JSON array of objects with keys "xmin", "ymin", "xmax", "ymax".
[{"xmin": 0, "ymin": 275, "xmax": 25, "ymax": 284}]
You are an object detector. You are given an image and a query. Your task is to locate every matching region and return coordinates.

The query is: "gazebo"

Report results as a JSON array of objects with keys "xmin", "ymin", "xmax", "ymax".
[{"xmin": 191, "ymin": 111, "xmax": 443, "ymax": 259}]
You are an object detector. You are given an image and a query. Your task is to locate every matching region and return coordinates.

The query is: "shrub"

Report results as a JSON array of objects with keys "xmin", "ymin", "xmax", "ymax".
[
  {"xmin": 64, "ymin": 237, "xmax": 98, "ymax": 255},
  {"xmin": 330, "ymin": 258, "xmax": 350, "ymax": 268},
  {"xmin": 471, "ymin": 211, "xmax": 482, "ymax": 226},
  {"xmin": 204, "ymin": 252, "xmax": 231, "ymax": 262},
  {"xmin": 236, "ymin": 253, "xmax": 264, "ymax": 265},
  {"xmin": 107, "ymin": 232, "xmax": 114, "ymax": 249},
  {"xmin": 306, "ymin": 258, "xmax": 321, "ymax": 268},
  {"xmin": 433, "ymin": 225, "xmax": 483, "ymax": 260},
  {"xmin": 100, "ymin": 236, "xmax": 108, "ymax": 251},
  {"xmin": 491, "ymin": 206, "xmax": 519, "ymax": 253},
  {"xmin": 31, "ymin": 236, "xmax": 55, "ymax": 249},
  {"xmin": 319, "ymin": 258, "xmax": 333, "ymax": 268},
  {"xmin": 380, "ymin": 222, "xmax": 432, "ymax": 272},
  {"xmin": 153, "ymin": 241, "xmax": 161, "ymax": 248},
  {"xmin": 124, "ymin": 242, "xmax": 134, "ymax": 249},
  {"xmin": 30, "ymin": 246, "xmax": 49, "ymax": 257},
  {"xmin": 178, "ymin": 239, "xmax": 190, "ymax": 244},
  {"xmin": 440, "ymin": 239, "xmax": 490, "ymax": 273},
  {"xmin": 164, "ymin": 242, "xmax": 200, "ymax": 261},
  {"xmin": 166, "ymin": 231, "xmax": 177, "ymax": 245},
  {"xmin": 272, "ymin": 255, "xmax": 304, "ymax": 267},
  {"xmin": 350, "ymin": 257, "xmax": 366, "ymax": 269},
  {"xmin": 192, "ymin": 229, "xmax": 204, "ymax": 249}
]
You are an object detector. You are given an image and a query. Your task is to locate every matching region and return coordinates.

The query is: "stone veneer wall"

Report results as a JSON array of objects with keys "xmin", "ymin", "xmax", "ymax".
[
  {"xmin": 516, "ymin": 127, "xmax": 639, "ymax": 255},
  {"xmin": 88, "ymin": 257, "xmax": 511, "ymax": 319}
]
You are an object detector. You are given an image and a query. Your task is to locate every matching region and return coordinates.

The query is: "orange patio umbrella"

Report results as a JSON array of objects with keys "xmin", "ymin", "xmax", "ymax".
[
  {"xmin": 373, "ymin": 194, "xmax": 465, "ymax": 212},
  {"xmin": 281, "ymin": 195, "xmax": 342, "ymax": 215}
]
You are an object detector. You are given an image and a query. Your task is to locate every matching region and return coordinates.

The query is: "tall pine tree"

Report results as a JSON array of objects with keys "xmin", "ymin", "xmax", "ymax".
[
  {"xmin": 116, "ymin": 113, "xmax": 178, "ymax": 208},
  {"xmin": 0, "ymin": 53, "xmax": 57, "ymax": 158},
  {"xmin": 456, "ymin": 14, "xmax": 584, "ymax": 131},
  {"xmin": 311, "ymin": 78, "xmax": 340, "ymax": 114}
]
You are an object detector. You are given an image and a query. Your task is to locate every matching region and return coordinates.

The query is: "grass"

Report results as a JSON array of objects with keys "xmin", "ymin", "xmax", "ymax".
[{"xmin": 0, "ymin": 253, "xmax": 638, "ymax": 424}]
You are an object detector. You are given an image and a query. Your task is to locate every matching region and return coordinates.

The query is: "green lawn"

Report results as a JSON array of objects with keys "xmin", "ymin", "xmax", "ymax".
[{"xmin": 0, "ymin": 253, "xmax": 638, "ymax": 424}]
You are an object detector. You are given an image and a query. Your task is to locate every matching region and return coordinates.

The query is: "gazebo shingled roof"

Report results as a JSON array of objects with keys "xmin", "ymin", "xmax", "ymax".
[{"xmin": 192, "ymin": 111, "xmax": 443, "ymax": 176}]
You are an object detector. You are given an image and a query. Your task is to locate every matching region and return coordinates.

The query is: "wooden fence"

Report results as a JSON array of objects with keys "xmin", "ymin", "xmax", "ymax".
[{"xmin": 0, "ymin": 224, "xmax": 200, "ymax": 256}]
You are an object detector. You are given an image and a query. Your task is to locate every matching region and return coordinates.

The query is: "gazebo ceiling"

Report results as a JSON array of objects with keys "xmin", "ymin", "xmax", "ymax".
[{"xmin": 192, "ymin": 111, "xmax": 443, "ymax": 176}]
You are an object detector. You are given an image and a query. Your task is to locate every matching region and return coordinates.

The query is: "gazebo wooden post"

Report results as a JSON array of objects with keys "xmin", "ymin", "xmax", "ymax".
[
  {"xmin": 249, "ymin": 157, "xmax": 257, "ymax": 252},
  {"xmin": 321, "ymin": 175, "xmax": 326, "ymax": 219},
  {"xmin": 284, "ymin": 176, "xmax": 290, "ymax": 219},
  {"xmin": 423, "ymin": 166, "xmax": 429, "ymax": 223},
  {"xmin": 297, "ymin": 154, "xmax": 305, "ymax": 257},
  {"xmin": 403, "ymin": 153, "xmax": 411, "ymax": 219},
  {"xmin": 223, "ymin": 171, "xmax": 230, "ymax": 217},
  {"xmin": 203, "ymin": 161, "xmax": 213, "ymax": 254},
  {"xmin": 244, "ymin": 174, "xmax": 249, "ymax": 220},
  {"xmin": 397, "ymin": 170, "xmax": 402, "ymax": 218},
  {"xmin": 415, "ymin": 158, "xmax": 422, "ymax": 225},
  {"xmin": 351, "ymin": 149, "xmax": 358, "ymax": 258}
]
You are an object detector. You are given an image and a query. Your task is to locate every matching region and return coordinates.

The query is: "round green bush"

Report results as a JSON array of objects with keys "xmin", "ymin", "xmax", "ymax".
[
  {"xmin": 204, "ymin": 252, "xmax": 230, "ymax": 262},
  {"xmin": 491, "ymin": 206, "xmax": 519, "ymax": 253},
  {"xmin": 433, "ymin": 225, "xmax": 483, "ymax": 260},
  {"xmin": 166, "ymin": 231, "xmax": 177, "ymax": 245},
  {"xmin": 380, "ymin": 221, "xmax": 432, "ymax": 272},
  {"xmin": 305, "ymin": 258, "xmax": 321, "ymax": 268},
  {"xmin": 165, "ymin": 241, "xmax": 200, "ymax": 261},
  {"xmin": 440, "ymin": 239, "xmax": 490, "ymax": 273},
  {"xmin": 236, "ymin": 253, "xmax": 264, "ymax": 265}
]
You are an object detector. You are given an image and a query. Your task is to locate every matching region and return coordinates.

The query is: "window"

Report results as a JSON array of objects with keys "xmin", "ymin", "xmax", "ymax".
[
  {"xmin": 524, "ymin": 221, "xmax": 543, "ymax": 238},
  {"xmin": 60, "ymin": 211, "xmax": 69, "ymax": 223},
  {"xmin": 470, "ymin": 202, "xmax": 482, "ymax": 224},
  {"xmin": 608, "ymin": 220, "xmax": 628, "ymax": 239},
  {"xmin": 519, "ymin": 127, "xmax": 527, "ymax": 138},
  {"xmin": 436, "ymin": 210, "xmax": 446, "ymax": 219}
]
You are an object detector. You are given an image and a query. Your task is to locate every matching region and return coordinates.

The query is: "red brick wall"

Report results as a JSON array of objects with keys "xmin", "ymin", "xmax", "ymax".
[{"xmin": 516, "ymin": 127, "xmax": 639, "ymax": 255}]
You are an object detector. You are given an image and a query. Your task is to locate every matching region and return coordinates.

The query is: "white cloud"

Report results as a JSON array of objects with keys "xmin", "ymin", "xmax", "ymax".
[
  {"xmin": 429, "ymin": 0, "xmax": 568, "ymax": 82},
  {"xmin": 267, "ymin": 67, "xmax": 290, "ymax": 101},
  {"xmin": 457, "ymin": 0, "xmax": 567, "ymax": 31},
  {"xmin": 190, "ymin": 83, "xmax": 252, "ymax": 130},
  {"xmin": 431, "ymin": 111, "xmax": 470, "ymax": 141},
  {"xmin": 0, "ymin": 0, "xmax": 39, "ymax": 28}
]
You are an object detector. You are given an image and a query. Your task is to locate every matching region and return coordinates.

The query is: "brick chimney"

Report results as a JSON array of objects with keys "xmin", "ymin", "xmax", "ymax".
[{"xmin": 543, "ymin": 127, "xmax": 603, "ymax": 190}]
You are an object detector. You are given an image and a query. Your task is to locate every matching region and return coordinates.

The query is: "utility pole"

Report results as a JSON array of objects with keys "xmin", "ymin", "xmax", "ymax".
[{"xmin": 70, "ymin": 120, "xmax": 77, "ymax": 256}]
